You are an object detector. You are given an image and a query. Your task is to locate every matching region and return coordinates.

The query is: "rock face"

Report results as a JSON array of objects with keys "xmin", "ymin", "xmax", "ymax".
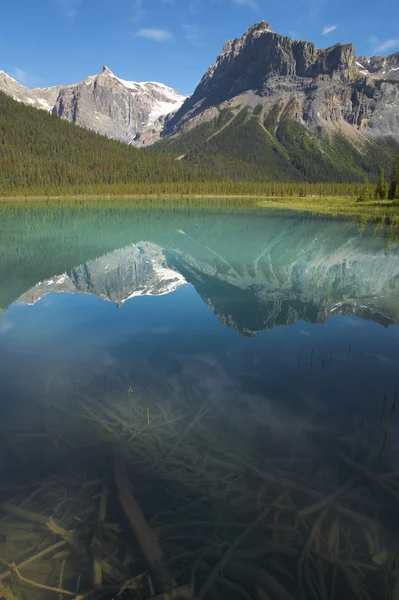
[
  {"xmin": 0, "ymin": 71, "xmax": 52, "ymax": 111},
  {"xmin": 165, "ymin": 21, "xmax": 399, "ymax": 141},
  {"xmin": 0, "ymin": 67, "xmax": 185, "ymax": 144},
  {"xmin": 356, "ymin": 52, "xmax": 399, "ymax": 81},
  {"xmin": 37, "ymin": 66, "xmax": 186, "ymax": 144}
]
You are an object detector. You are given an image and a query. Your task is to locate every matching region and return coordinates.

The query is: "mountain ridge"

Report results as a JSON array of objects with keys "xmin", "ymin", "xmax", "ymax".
[{"xmin": 0, "ymin": 66, "xmax": 185, "ymax": 144}]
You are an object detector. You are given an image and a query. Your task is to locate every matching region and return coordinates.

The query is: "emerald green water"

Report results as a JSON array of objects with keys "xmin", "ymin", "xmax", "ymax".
[{"xmin": 0, "ymin": 202, "xmax": 398, "ymax": 600}]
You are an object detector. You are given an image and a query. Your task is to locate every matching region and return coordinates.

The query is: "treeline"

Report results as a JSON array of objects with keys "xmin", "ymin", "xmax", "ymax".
[
  {"xmin": 0, "ymin": 180, "xmax": 363, "ymax": 199},
  {"xmin": 358, "ymin": 156, "xmax": 399, "ymax": 201}
]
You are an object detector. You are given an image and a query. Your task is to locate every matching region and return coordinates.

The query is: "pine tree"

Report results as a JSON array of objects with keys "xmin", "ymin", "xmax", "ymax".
[
  {"xmin": 389, "ymin": 154, "xmax": 399, "ymax": 200},
  {"xmin": 358, "ymin": 179, "xmax": 372, "ymax": 202},
  {"xmin": 375, "ymin": 168, "xmax": 387, "ymax": 200}
]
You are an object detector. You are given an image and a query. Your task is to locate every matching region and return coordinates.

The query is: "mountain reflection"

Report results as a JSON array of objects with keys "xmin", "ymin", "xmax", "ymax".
[{"xmin": 8, "ymin": 211, "xmax": 399, "ymax": 336}]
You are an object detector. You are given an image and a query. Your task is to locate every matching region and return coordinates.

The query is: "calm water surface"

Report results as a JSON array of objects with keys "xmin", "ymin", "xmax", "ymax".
[{"xmin": 0, "ymin": 201, "xmax": 399, "ymax": 600}]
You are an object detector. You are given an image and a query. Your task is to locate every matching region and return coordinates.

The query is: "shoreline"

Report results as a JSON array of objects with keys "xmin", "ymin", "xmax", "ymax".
[{"xmin": 1, "ymin": 193, "xmax": 399, "ymax": 223}]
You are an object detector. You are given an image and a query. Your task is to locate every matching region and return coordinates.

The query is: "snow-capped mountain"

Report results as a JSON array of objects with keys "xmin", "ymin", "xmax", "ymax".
[
  {"xmin": 0, "ymin": 71, "xmax": 52, "ymax": 111},
  {"xmin": 0, "ymin": 66, "xmax": 186, "ymax": 144},
  {"xmin": 16, "ymin": 242, "xmax": 186, "ymax": 307}
]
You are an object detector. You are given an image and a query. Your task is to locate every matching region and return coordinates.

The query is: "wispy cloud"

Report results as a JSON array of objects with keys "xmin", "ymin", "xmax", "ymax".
[
  {"xmin": 137, "ymin": 28, "xmax": 174, "ymax": 42},
  {"xmin": 10, "ymin": 68, "xmax": 41, "ymax": 87},
  {"xmin": 182, "ymin": 23, "xmax": 201, "ymax": 43},
  {"xmin": 52, "ymin": 0, "xmax": 79, "ymax": 19},
  {"xmin": 374, "ymin": 39, "xmax": 399, "ymax": 53},
  {"xmin": 322, "ymin": 24, "xmax": 337, "ymax": 35},
  {"xmin": 233, "ymin": 0, "xmax": 258, "ymax": 7},
  {"xmin": 10, "ymin": 68, "xmax": 29, "ymax": 85},
  {"xmin": 131, "ymin": 0, "xmax": 144, "ymax": 23}
]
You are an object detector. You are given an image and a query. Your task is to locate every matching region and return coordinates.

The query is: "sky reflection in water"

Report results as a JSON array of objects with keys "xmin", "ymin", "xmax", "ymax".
[{"xmin": 0, "ymin": 204, "xmax": 399, "ymax": 599}]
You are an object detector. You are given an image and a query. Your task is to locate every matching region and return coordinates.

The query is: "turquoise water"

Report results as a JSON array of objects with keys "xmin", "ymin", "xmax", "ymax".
[{"xmin": 0, "ymin": 203, "xmax": 399, "ymax": 599}]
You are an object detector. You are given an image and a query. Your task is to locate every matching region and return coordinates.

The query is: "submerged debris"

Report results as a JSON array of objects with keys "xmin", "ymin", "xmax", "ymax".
[{"xmin": 0, "ymin": 376, "xmax": 398, "ymax": 600}]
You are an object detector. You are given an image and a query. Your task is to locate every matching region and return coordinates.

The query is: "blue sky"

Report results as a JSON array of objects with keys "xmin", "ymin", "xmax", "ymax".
[{"xmin": 2, "ymin": 0, "xmax": 399, "ymax": 96}]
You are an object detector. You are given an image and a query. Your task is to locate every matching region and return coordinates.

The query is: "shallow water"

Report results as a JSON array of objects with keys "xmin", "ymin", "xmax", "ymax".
[{"xmin": 0, "ymin": 202, "xmax": 399, "ymax": 599}]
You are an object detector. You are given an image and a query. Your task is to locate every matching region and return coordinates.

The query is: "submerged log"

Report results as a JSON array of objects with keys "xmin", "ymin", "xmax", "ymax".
[{"xmin": 114, "ymin": 449, "xmax": 192, "ymax": 599}]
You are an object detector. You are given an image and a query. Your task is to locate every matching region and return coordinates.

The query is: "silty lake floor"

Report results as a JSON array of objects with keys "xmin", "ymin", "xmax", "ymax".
[{"xmin": 0, "ymin": 202, "xmax": 399, "ymax": 599}]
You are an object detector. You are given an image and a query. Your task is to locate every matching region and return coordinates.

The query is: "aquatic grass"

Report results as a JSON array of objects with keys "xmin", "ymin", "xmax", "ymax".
[
  {"xmin": 379, "ymin": 413, "xmax": 392, "ymax": 463},
  {"xmin": 146, "ymin": 408, "xmax": 151, "ymax": 433},
  {"xmin": 379, "ymin": 389, "xmax": 397, "ymax": 463},
  {"xmin": 388, "ymin": 545, "xmax": 399, "ymax": 599},
  {"xmin": 128, "ymin": 386, "xmax": 134, "ymax": 427},
  {"xmin": 393, "ymin": 387, "xmax": 398, "ymax": 414},
  {"xmin": 379, "ymin": 393, "xmax": 388, "ymax": 428}
]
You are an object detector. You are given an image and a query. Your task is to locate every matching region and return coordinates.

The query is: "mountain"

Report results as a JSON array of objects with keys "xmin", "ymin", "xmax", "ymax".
[
  {"xmin": 150, "ymin": 22, "xmax": 399, "ymax": 182},
  {"xmin": 0, "ymin": 71, "xmax": 52, "ymax": 111},
  {"xmin": 0, "ymin": 66, "xmax": 185, "ymax": 143},
  {"xmin": 0, "ymin": 90, "xmax": 212, "ymax": 196}
]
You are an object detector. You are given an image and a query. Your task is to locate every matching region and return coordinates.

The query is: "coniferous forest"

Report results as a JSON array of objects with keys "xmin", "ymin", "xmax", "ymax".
[{"xmin": 1, "ymin": 91, "xmax": 399, "ymax": 199}]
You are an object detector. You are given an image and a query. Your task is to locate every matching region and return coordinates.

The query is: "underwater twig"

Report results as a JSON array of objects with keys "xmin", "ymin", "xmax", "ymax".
[
  {"xmin": 380, "ymin": 409, "xmax": 393, "ymax": 463},
  {"xmin": 146, "ymin": 408, "xmax": 151, "ymax": 433},
  {"xmin": 128, "ymin": 386, "xmax": 134, "ymax": 426},
  {"xmin": 197, "ymin": 493, "xmax": 285, "ymax": 600},
  {"xmin": 393, "ymin": 387, "xmax": 398, "ymax": 414},
  {"xmin": 388, "ymin": 545, "xmax": 399, "ymax": 599},
  {"xmin": 59, "ymin": 558, "xmax": 66, "ymax": 600},
  {"xmin": 379, "ymin": 393, "xmax": 387, "ymax": 428},
  {"xmin": 362, "ymin": 417, "xmax": 368, "ymax": 446},
  {"xmin": 0, "ymin": 560, "xmax": 76, "ymax": 596}
]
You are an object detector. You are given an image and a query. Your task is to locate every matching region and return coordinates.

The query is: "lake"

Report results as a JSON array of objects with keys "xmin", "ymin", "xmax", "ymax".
[{"xmin": 0, "ymin": 200, "xmax": 399, "ymax": 600}]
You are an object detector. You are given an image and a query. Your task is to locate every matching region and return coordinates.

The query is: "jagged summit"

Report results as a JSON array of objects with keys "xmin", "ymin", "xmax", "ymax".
[
  {"xmin": 241, "ymin": 20, "xmax": 273, "ymax": 37},
  {"xmin": 166, "ymin": 23, "xmax": 357, "ymax": 131}
]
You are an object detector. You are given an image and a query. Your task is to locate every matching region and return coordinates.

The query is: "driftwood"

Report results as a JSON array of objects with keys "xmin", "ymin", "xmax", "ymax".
[{"xmin": 114, "ymin": 449, "xmax": 192, "ymax": 599}]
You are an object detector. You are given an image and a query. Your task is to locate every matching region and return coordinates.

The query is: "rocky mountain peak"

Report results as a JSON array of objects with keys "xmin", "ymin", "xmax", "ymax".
[
  {"xmin": 102, "ymin": 65, "xmax": 113, "ymax": 74},
  {"xmin": 166, "ymin": 24, "xmax": 357, "ymax": 131}
]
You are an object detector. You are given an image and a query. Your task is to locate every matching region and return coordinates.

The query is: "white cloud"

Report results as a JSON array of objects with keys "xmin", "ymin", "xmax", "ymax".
[
  {"xmin": 10, "ymin": 68, "xmax": 41, "ymax": 87},
  {"xmin": 0, "ymin": 320, "xmax": 14, "ymax": 334},
  {"xmin": 52, "ymin": 0, "xmax": 79, "ymax": 19},
  {"xmin": 233, "ymin": 0, "xmax": 258, "ymax": 7},
  {"xmin": 374, "ymin": 39, "xmax": 399, "ymax": 53},
  {"xmin": 182, "ymin": 23, "xmax": 201, "ymax": 43},
  {"xmin": 11, "ymin": 68, "xmax": 29, "ymax": 85},
  {"xmin": 131, "ymin": 0, "xmax": 144, "ymax": 23},
  {"xmin": 137, "ymin": 28, "xmax": 174, "ymax": 42},
  {"xmin": 322, "ymin": 24, "xmax": 337, "ymax": 35}
]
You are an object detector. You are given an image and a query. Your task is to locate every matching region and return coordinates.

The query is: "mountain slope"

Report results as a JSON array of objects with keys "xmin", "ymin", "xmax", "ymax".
[
  {"xmin": 0, "ymin": 91, "xmax": 210, "ymax": 194},
  {"xmin": 0, "ymin": 66, "xmax": 185, "ymax": 143},
  {"xmin": 153, "ymin": 103, "xmax": 399, "ymax": 182},
  {"xmin": 149, "ymin": 22, "xmax": 399, "ymax": 182}
]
